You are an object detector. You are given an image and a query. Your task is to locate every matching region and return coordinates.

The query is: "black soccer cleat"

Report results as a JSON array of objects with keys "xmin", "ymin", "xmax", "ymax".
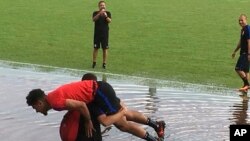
[
  {"xmin": 155, "ymin": 121, "xmax": 166, "ymax": 138},
  {"xmin": 102, "ymin": 63, "xmax": 106, "ymax": 69}
]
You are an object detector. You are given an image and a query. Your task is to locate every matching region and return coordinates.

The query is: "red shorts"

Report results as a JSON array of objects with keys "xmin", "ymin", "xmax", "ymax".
[{"xmin": 60, "ymin": 111, "xmax": 80, "ymax": 141}]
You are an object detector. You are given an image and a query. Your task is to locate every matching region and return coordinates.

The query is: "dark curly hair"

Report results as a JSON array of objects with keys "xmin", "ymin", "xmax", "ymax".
[
  {"xmin": 81, "ymin": 73, "xmax": 97, "ymax": 81},
  {"xmin": 26, "ymin": 89, "xmax": 45, "ymax": 106}
]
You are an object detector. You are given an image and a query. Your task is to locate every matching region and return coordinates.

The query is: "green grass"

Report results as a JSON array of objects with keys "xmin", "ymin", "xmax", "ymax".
[{"xmin": 1, "ymin": 0, "xmax": 250, "ymax": 88}]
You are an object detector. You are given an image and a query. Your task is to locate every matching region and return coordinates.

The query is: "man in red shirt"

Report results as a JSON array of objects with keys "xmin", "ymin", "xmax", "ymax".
[
  {"xmin": 60, "ymin": 73, "xmax": 121, "ymax": 141},
  {"xmin": 26, "ymin": 79, "xmax": 165, "ymax": 141}
]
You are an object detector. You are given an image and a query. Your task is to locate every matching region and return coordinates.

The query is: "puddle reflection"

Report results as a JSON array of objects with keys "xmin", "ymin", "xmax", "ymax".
[
  {"xmin": 0, "ymin": 63, "xmax": 250, "ymax": 141},
  {"xmin": 231, "ymin": 95, "xmax": 249, "ymax": 125}
]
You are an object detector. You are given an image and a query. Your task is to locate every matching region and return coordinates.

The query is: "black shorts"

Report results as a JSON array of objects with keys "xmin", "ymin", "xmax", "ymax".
[
  {"xmin": 94, "ymin": 34, "xmax": 109, "ymax": 49},
  {"xmin": 235, "ymin": 54, "xmax": 250, "ymax": 72},
  {"xmin": 93, "ymin": 81, "xmax": 121, "ymax": 115},
  {"xmin": 76, "ymin": 103, "xmax": 103, "ymax": 141},
  {"xmin": 76, "ymin": 117, "xmax": 102, "ymax": 141}
]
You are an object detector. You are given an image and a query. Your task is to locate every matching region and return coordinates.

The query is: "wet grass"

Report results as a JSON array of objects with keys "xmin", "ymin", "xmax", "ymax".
[{"xmin": 0, "ymin": 0, "xmax": 250, "ymax": 88}]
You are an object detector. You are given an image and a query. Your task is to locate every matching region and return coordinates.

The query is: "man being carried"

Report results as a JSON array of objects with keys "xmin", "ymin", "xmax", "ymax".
[{"xmin": 26, "ymin": 77, "xmax": 165, "ymax": 141}]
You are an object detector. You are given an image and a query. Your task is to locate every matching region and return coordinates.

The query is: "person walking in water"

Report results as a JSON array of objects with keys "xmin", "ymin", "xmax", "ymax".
[{"xmin": 232, "ymin": 14, "xmax": 250, "ymax": 93}]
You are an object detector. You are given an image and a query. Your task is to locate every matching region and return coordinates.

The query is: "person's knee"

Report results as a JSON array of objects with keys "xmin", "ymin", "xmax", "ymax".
[
  {"xmin": 235, "ymin": 69, "xmax": 242, "ymax": 75},
  {"xmin": 124, "ymin": 111, "xmax": 133, "ymax": 120},
  {"xmin": 114, "ymin": 123, "xmax": 130, "ymax": 132}
]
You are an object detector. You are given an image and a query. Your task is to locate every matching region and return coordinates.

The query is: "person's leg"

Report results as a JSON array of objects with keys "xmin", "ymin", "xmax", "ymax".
[
  {"xmin": 236, "ymin": 71, "xmax": 249, "ymax": 86},
  {"xmin": 101, "ymin": 34, "xmax": 109, "ymax": 69},
  {"xmin": 102, "ymin": 48, "xmax": 107, "ymax": 69},
  {"xmin": 76, "ymin": 114, "xmax": 102, "ymax": 141},
  {"xmin": 92, "ymin": 48, "xmax": 99, "ymax": 68},
  {"xmin": 125, "ymin": 110, "xmax": 166, "ymax": 138},
  {"xmin": 94, "ymin": 82, "xmax": 163, "ymax": 140},
  {"xmin": 246, "ymin": 72, "xmax": 249, "ymax": 82},
  {"xmin": 76, "ymin": 115, "xmax": 89, "ymax": 141},
  {"xmin": 114, "ymin": 116, "xmax": 158, "ymax": 141},
  {"xmin": 93, "ymin": 35, "xmax": 101, "ymax": 68},
  {"xmin": 235, "ymin": 55, "xmax": 250, "ymax": 91}
]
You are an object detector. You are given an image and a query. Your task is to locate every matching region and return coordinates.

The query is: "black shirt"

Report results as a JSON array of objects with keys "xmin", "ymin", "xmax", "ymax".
[
  {"xmin": 240, "ymin": 25, "xmax": 250, "ymax": 55},
  {"xmin": 93, "ymin": 11, "xmax": 111, "ymax": 35}
]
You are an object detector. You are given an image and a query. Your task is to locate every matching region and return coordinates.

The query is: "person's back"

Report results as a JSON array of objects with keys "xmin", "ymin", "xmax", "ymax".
[{"xmin": 47, "ymin": 80, "xmax": 97, "ymax": 110}]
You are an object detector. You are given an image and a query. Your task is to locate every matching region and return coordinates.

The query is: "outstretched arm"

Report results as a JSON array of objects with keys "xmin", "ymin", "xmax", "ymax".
[{"xmin": 65, "ymin": 99, "xmax": 94, "ymax": 137}]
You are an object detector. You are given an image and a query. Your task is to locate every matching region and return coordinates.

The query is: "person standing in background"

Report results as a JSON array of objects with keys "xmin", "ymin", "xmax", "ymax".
[
  {"xmin": 92, "ymin": 1, "xmax": 111, "ymax": 69},
  {"xmin": 232, "ymin": 14, "xmax": 250, "ymax": 93}
]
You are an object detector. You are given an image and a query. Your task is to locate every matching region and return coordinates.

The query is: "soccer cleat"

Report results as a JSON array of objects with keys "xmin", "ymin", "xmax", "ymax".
[
  {"xmin": 102, "ymin": 63, "xmax": 106, "ymax": 69},
  {"xmin": 238, "ymin": 89, "xmax": 248, "ymax": 93},
  {"xmin": 155, "ymin": 121, "xmax": 166, "ymax": 138}
]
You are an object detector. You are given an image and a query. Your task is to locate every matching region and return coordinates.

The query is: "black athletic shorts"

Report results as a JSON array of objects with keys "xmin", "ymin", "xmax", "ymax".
[
  {"xmin": 93, "ymin": 81, "xmax": 121, "ymax": 115},
  {"xmin": 235, "ymin": 54, "xmax": 250, "ymax": 72},
  {"xmin": 94, "ymin": 33, "xmax": 109, "ymax": 49}
]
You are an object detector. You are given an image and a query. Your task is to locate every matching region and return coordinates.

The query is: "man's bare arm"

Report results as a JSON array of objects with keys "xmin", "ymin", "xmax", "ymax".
[
  {"xmin": 65, "ymin": 99, "xmax": 91, "ymax": 120},
  {"xmin": 93, "ymin": 11, "xmax": 102, "ymax": 22},
  {"xmin": 93, "ymin": 9, "xmax": 105, "ymax": 22},
  {"xmin": 232, "ymin": 40, "xmax": 241, "ymax": 58},
  {"xmin": 65, "ymin": 99, "xmax": 94, "ymax": 137}
]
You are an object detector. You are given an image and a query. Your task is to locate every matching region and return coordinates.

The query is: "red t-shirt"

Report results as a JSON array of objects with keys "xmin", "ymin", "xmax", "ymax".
[{"xmin": 46, "ymin": 80, "xmax": 97, "ymax": 111}]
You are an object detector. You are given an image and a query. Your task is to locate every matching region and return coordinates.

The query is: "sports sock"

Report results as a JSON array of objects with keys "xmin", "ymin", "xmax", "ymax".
[
  {"xmin": 144, "ymin": 132, "xmax": 157, "ymax": 141},
  {"xmin": 146, "ymin": 118, "xmax": 158, "ymax": 130},
  {"xmin": 241, "ymin": 77, "xmax": 249, "ymax": 86}
]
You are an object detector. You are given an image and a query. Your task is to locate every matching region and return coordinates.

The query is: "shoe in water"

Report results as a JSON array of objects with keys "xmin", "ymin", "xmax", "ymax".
[
  {"xmin": 156, "ymin": 121, "xmax": 166, "ymax": 138},
  {"xmin": 239, "ymin": 85, "xmax": 249, "ymax": 92}
]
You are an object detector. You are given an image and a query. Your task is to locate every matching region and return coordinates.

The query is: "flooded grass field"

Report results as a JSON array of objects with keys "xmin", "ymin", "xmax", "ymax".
[{"xmin": 0, "ymin": 61, "xmax": 249, "ymax": 141}]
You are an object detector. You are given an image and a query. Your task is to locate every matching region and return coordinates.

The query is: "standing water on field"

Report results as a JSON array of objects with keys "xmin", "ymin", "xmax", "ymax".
[{"xmin": 0, "ymin": 61, "xmax": 249, "ymax": 141}]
